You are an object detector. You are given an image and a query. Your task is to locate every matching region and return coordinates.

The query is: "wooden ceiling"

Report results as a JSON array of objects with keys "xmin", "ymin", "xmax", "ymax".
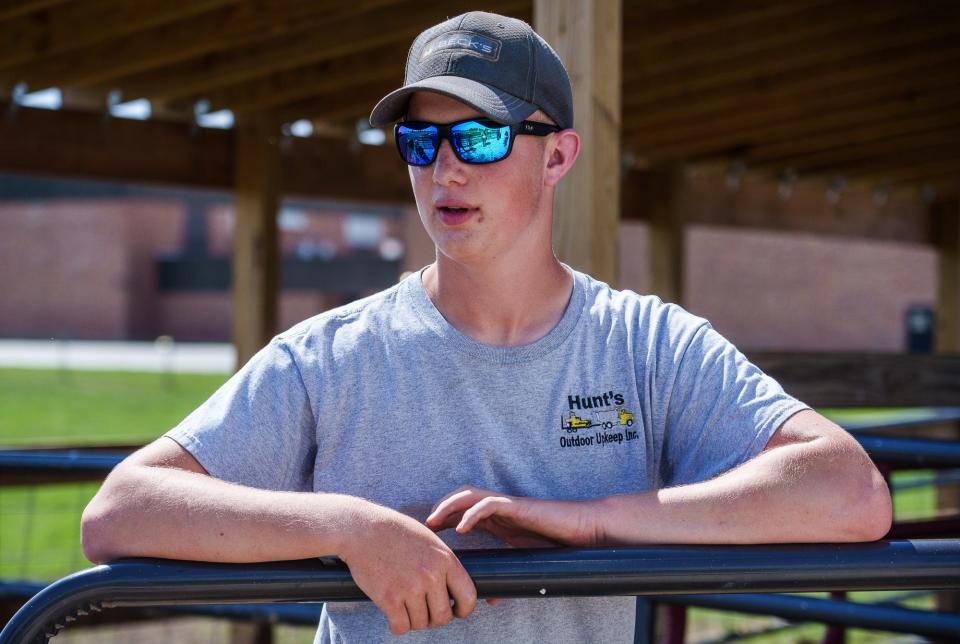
[{"xmin": 2, "ymin": 0, "xmax": 958, "ymax": 200}]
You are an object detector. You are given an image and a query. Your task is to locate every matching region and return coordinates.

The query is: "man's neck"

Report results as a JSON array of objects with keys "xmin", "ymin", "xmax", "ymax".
[{"xmin": 422, "ymin": 251, "xmax": 573, "ymax": 347}]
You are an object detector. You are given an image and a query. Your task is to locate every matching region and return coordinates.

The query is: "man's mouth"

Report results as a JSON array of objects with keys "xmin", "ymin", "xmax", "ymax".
[{"xmin": 436, "ymin": 204, "xmax": 477, "ymax": 225}]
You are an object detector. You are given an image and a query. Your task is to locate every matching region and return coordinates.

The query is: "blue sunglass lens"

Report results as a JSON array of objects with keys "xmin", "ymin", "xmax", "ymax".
[
  {"xmin": 397, "ymin": 124, "xmax": 438, "ymax": 166},
  {"xmin": 451, "ymin": 121, "xmax": 511, "ymax": 163},
  {"xmin": 396, "ymin": 121, "xmax": 512, "ymax": 165}
]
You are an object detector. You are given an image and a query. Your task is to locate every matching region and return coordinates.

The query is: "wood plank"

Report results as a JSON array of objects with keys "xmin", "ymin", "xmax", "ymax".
[
  {"xmin": 628, "ymin": 87, "xmax": 960, "ymax": 163},
  {"xmin": 810, "ymin": 146, "xmax": 960, "ymax": 179},
  {"xmin": 932, "ymin": 198, "xmax": 960, "ymax": 615},
  {"xmin": 0, "ymin": 0, "xmax": 68, "ymax": 22},
  {"xmin": 624, "ymin": 51, "xmax": 960, "ymax": 151},
  {"xmin": 266, "ymin": 78, "xmax": 399, "ymax": 127},
  {"xmin": 90, "ymin": 0, "xmax": 527, "ymax": 103},
  {"xmin": 623, "ymin": 163, "xmax": 933, "ymax": 244},
  {"xmin": 0, "ymin": 103, "xmax": 411, "ymax": 204},
  {"xmin": 0, "ymin": 0, "xmax": 241, "ymax": 70},
  {"xmin": 0, "ymin": 0, "xmax": 402, "ymax": 90},
  {"xmin": 749, "ymin": 352, "xmax": 960, "ymax": 407},
  {"xmin": 535, "ymin": 0, "xmax": 621, "ymax": 286},
  {"xmin": 645, "ymin": 164, "xmax": 686, "ymax": 304},
  {"xmin": 622, "ymin": 0, "xmax": 837, "ymax": 51},
  {"xmin": 170, "ymin": 43, "xmax": 406, "ymax": 115},
  {"xmin": 935, "ymin": 200, "xmax": 960, "ymax": 354},
  {"xmin": 623, "ymin": 0, "xmax": 936, "ymax": 75},
  {"xmin": 746, "ymin": 119, "xmax": 960, "ymax": 171},
  {"xmin": 849, "ymin": 160, "xmax": 960, "ymax": 188},
  {"xmin": 622, "ymin": 3, "xmax": 959, "ymax": 109},
  {"xmin": 232, "ymin": 115, "xmax": 280, "ymax": 369}
]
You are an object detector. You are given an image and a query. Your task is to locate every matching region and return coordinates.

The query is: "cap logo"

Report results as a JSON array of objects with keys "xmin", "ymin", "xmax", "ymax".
[{"xmin": 420, "ymin": 31, "xmax": 501, "ymax": 62}]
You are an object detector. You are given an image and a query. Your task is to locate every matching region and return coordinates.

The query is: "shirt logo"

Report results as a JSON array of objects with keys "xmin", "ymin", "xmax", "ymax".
[
  {"xmin": 420, "ymin": 31, "xmax": 502, "ymax": 62},
  {"xmin": 559, "ymin": 390, "xmax": 640, "ymax": 448}
]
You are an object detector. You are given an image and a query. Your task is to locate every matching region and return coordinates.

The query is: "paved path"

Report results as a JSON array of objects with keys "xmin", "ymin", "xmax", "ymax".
[{"xmin": 0, "ymin": 339, "xmax": 234, "ymax": 374}]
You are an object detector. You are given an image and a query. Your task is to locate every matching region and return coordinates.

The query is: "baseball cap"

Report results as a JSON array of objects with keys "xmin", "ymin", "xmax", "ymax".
[{"xmin": 369, "ymin": 11, "xmax": 573, "ymax": 129}]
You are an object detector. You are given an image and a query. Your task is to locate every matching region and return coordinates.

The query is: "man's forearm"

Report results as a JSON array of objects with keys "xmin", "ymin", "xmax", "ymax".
[
  {"xmin": 81, "ymin": 464, "xmax": 367, "ymax": 563},
  {"xmin": 593, "ymin": 434, "xmax": 892, "ymax": 544}
]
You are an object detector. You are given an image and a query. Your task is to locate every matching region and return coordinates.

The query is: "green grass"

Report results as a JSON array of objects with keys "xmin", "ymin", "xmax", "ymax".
[
  {"xmin": 0, "ymin": 370, "xmax": 947, "ymax": 642},
  {"xmin": 1, "ymin": 367, "xmax": 228, "ymax": 581},
  {"xmin": 0, "ymin": 368, "xmax": 228, "ymax": 447},
  {"xmin": 0, "ymin": 482, "xmax": 99, "ymax": 580}
]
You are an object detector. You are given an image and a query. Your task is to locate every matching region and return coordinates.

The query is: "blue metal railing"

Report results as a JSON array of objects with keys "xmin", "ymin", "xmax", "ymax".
[{"xmin": 2, "ymin": 540, "xmax": 959, "ymax": 642}]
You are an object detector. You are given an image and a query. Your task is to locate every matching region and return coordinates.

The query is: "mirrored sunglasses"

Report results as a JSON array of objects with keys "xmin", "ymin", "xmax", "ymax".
[{"xmin": 394, "ymin": 118, "xmax": 560, "ymax": 166}]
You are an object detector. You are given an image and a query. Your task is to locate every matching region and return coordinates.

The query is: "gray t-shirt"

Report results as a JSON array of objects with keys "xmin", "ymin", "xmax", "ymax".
[{"xmin": 166, "ymin": 268, "xmax": 809, "ymax": 643}]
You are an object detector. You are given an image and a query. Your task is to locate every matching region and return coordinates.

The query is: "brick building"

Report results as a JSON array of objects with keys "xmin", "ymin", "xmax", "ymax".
[{"xmin": 0, "ymin": 173, "xmax": 935, "ymax": 352}]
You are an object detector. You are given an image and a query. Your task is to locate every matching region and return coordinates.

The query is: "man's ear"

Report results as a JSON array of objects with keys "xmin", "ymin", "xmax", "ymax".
[{"xmin": 544, "ymin": 129, "xmax": 581, "ymax": 187}]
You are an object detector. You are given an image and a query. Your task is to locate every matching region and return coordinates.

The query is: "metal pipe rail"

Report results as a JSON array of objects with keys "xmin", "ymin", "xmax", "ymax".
[
  {"xmin": 3, "ymin": 540, "xmax": 959, "ymax": 643},
  {"xmin": 664, "ymin": 593, "xmax": 960, "ymax": 639},
  {"xmin": 3, "ymin": 428, "xmax": 960, "ymax": 485}
]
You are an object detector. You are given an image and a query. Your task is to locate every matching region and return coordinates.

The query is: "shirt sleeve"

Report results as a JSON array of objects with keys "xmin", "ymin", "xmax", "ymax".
[
  {"xmin": 655, "ymin": 308, "xmax": 810, "ymax": 488},
  {"xmin": 164, "ymin": 336, "xmax": 317, "ymax": 492}
]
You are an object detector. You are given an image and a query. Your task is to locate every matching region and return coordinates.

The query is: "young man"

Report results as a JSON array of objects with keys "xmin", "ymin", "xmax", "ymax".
[{"xmin": 81, "ymin": 11, "xmax": 892, "ymax": 643}]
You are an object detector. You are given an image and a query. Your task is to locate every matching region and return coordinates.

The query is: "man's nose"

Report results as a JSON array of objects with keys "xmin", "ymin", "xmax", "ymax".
[{"xmin": 432, "ymin": 140, "xmax": 466, "ymax": 184}]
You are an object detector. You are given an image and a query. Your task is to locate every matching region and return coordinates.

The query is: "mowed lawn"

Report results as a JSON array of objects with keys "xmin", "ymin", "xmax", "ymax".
[
  {"xmin": 0, "ymin": 367, "xmax": 229, "ymax": 447},
  {"xmin": 1, "ymin": 367, "xmax": 228, "ymax": 580},
  {"xmin": 0, "ymin": 368, "xmax": 944, "ymax": 642}
]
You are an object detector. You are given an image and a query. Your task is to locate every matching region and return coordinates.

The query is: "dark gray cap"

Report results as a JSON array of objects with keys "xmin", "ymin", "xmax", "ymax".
[{"xmin": 370, "ymin": 11, "xmax": 573, "ymax": 129}]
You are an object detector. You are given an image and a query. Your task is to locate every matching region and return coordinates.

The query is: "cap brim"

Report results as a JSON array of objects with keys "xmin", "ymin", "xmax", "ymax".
[{"xmin": 369, "ymin": 76, "xmax": 537, "ymax": 127}]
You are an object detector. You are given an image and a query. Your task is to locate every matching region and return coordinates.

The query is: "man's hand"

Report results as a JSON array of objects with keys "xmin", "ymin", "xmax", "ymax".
[
  {"xmin": 338, "ymin": 501, "xmax": 477, "ymax": 635},
  {"xmin": 426, "ymin": 485, "xmax": 600, "ymax": 547}
]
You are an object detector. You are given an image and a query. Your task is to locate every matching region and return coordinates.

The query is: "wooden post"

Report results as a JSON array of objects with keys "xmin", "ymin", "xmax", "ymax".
[
  {"xmin": 232, "ymin": 115, "xmax": 280, "ymax": 370},
  {"xmin": 933, "ymin": 198, "xmax": 960, "ymax": 617},
  {"xmin": 228, "ymin": 621, "xmax": 273, "ymax": 644},
  {"xmin": 935, "ymin": 199, "xmax": 960, "ymax": 355},
  {"xmin": 535, "ymin": 0, "xmax": 621, "ymax": 287},
  {"xmin": 646, "ymin": 164, "xmax": 686, "ymax": 305}
]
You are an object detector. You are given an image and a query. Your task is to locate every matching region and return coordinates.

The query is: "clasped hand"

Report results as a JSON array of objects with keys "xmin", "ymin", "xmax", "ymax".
[{"xmin": 338, "ymin": 486, "xmax": 600, "ymax": 636}]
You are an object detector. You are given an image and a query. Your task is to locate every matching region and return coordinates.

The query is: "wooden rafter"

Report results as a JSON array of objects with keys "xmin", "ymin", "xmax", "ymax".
[
  {"xmin": 768, "ymin": 128, "xmax": 960, "ymax": 177},
  {"xmin": 0, "ymin": 0, "xmax": 242, "ymax": 70},
  {"xmin": 0, "ymin": 0, "xmax": 69, "ymax": 22},
  {"xmin": 0, "ymin": 103, "xmax": 411, "ymax": 203},
  {"xmin": 623, "ymin": 2, "xmax": 959, "ymax": 107},
  {"xmin": 0, "ymin": 0, "xmax": 403, "ymax": 90},
  {"xmin": 623, "ymin": 43, "xmax": 959, "ymax": 137},
  {"xmin": 99, "ymin": 0, "xmax": 527, "ymax": 105},
  {"xmin": 627, "ymin": 86, "xmax": 960, "ymax": 162},
  {"xmin": 622, "ymin": 0, "xmax": 838, "ymax": 51},
  {"xmin": 167, "ymin": 42, "xmax": 407, "ymax": 115}
]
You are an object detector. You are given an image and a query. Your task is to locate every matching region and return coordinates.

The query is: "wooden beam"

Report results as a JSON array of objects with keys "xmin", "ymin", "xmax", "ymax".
[
  {"xmin": 265, "ymin": 78, "xmax": 399, "ymax": 126},
  {"xmin": 622, "ymin": 0, "xmax": 837, "ymax": 51},
  {"xmin": 746, "ymin": 117, "xmax": 960, "ymax": 171},
  {"xmin": 623, "ymin": 51, "xmax": 960, "ymax": 155},
  {"xmin": 232, "ymin": 115, "xmax": 280, "ymax": 369},
  {"xmin": 935, "ymin": 200, "xmax": 960, "ymax": 353},
  {"xmin": 645, "ymin": 164, "xmax": 686, "ymax": 304},
  {"xmin": 0, "ymin": 0, "xmax": 68, "ymax": 23},
  {"xmin": 2, "ymin": 103, "xmax": 940, "ymax": 245},
  {"xmin": 629, "ymin": 86, "xmax": 960, "ymax": 163},
  {"xmin": 622, "ymin": 0, "xmax": 954, "ymax": 76},
  {"xmin": 623, "ymin": 38, "xmax": 958, "ymax": 132},
  {"xmin": 847, "ymin": 157, "xmax": 960, "ymax": 183},
  {"xmin": 535, "ymin": 0, "xmax": 621, "ymax": 286},
  {"xmin": 622, "ymin": 163, "xmax": 933, "ymax": 244},
  {"xmin": 0, "ymin": 104, "xmax": 411, "ymax": 204},
  {"xmin": 0, "ymin": 0, "xmax": 241, "ymax": 70},
  {"xmin": 90, "ymin": 0, "xmax": 526, "ymax": 103},
  {"xmin": 171, "ymin": 43, "xmax": 405, "ymax": 115},
  {"xmin": 623, "ymin": 3, "xmax": 959, "ymax": 110},
  {"xmin": 773, "ymin": 146, "xmax": 960, "ymax": 188},
  {"xmin": 931, "ymin": 198, "xmax": 960, "ymax": 614},
  {"xmin": 0, "ymin": 0, "xmax": 402, "ymax": 90},
  {"xmin": 749, "ymin": 352, "xmax": 960, "ymax": 407}
]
